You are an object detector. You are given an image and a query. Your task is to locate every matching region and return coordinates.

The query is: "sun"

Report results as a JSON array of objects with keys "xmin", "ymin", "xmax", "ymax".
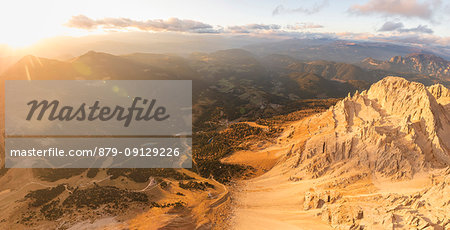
[
  {"xmin": 0, "ymin": 0, "xmax": 72, "ymax": 49},
  {"xmin": 0, "ymin": 36, "xmax": 41, "ymax": 49},
  {"xmin": 0, "ymin": 23, "xmax": 92, "ymax": 50}
]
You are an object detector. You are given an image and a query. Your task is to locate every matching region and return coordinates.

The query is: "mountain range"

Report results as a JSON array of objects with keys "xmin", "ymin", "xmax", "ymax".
[
  {"xmin": 2, "ymin": 49, "xmax": 450, "ymax": 126},
  {"xmin": 1, "ymin": 45, "xmax": 450, "ymax": 228},
  {"xmin": 360, "ymin": 53, "xmax": 450, "ymax": 78},
  {"xmin": 243, "ymin": 38, "xmax": 450, "ymax": 63}
]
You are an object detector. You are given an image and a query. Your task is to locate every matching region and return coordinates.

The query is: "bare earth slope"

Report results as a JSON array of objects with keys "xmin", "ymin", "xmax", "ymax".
[{"xmin": 228, "ymin": 77, "xmax": 450, "ymax": 229}]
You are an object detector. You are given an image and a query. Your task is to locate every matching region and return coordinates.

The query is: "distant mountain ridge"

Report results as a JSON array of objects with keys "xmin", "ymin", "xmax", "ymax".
[
  {"xmin": 361, "ymin": 53, "xmax": 450, "ymax": 78},
  {"xmin": 1, "ymin": 50, "xmax": 363, "ymax": 127},
  {"xmin": 243, "ymin": 38, "xmax": 445, "ymax": 63},
  {"xmin": 4, "ymin": 50, "xmax": 450, "ymax": 100},
  {"xmin": 262, "ymin": 54, "xmax": 378, "ymax": 83}
]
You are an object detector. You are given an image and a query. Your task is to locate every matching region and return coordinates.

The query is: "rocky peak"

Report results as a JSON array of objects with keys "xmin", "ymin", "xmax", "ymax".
[
  {"xmin": 290, "ymin": 77, "xmax": 450, "ymax": 180},
  {"xmin": 366, "ymin": 77, "xmax": 440, "ymax": 132},
  {"xmin": 427, "ymin": 84, "xmax": 450, "ymax": 106},
  {"xmin": 361, "ymin": 57, "xmax": 382, "ymax": 66},
  {"xmin": 389, "ymin": 55, "xmax": 403, "ymax": 63}
]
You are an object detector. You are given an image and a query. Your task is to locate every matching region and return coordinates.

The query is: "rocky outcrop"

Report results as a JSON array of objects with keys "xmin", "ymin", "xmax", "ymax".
[
  {"xmin": 287, "ymin": 77, "xmax": 450, "ymax": 229},
  {"xmin": 321, "ymin": 204, "xmax": 364, "ymax": 230},
  {"xmin": 292, "ymin": 77, "xmax": 450, "ymax": 179},
  {"xmin": 303, "ymin": 168, "xmax": 450, "ymax": 229},
  {"xmin": 428, "ymin": 84, "xmax": 450, "ymax": 100},
  {"xmin": 303, "ymin": 190, "xmax": 341, "ymax": 210},
  {"xmin": 428, "ymin": 83, "xmax": 450, "ymax": 107}
]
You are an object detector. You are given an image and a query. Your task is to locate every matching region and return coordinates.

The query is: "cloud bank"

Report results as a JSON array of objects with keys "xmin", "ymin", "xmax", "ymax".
[
  {"xmin": 67, "ymin": 15, "xmax": 323, "ymax": 35},
  {"xmin": 273, "ymin": 0, "xmax": 329, "ymax": 15},
  {"xmin": 227, "ymin": 24, "xmax": 281, "ymax": 33},
  {"xmin": 64, "ymin": 15, "xmax": 450, "ymax": 48},
  {"xmin": 67, "ymin": 15, "xmax": 219, "ymax": 33},
  {"xmin": 378, "ymin": 21, "xmax": 433, "ymax": 34},
  {"xmin": 349, "ymin": 0, "xmax": 441, "ymax": 20},
  {"xmin": 287, "ymin": 23, "xmax": 324, "ymax": 30}
]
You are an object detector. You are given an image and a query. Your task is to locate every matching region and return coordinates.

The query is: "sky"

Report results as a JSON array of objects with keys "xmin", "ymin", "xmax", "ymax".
[{"xmin": 0, "ymin": 0, "xmax": 449, "ymax": 49}]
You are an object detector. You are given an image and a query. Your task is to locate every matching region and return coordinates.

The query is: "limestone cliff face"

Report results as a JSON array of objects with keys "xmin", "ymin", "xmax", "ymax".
[
  {"xmin": 427, "ymin": 83, "xmax": 450, "ymax": 107},
  {"xmin": 292, "ymin": 77, "xmax": 450, "ymax": 179}
]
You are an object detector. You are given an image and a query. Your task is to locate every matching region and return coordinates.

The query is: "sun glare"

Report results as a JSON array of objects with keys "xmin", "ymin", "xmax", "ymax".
[
  {"xmin": 0, "ymin": 0, "xmax": 77, "ymax": 49},
  {"xmin": 1, "ymin": 36, "xmax": 41, "ymax": 49}
]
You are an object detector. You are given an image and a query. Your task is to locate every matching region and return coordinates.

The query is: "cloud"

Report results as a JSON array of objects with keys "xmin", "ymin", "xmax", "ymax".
[
  {"xmin": 66, "ymin": 15, "xmax": 219, "ymax": 33},
  {"xmin": 349, "ymin": 0, "xmax": 441, "ymax": 20},
  {"xmin": 226, "ymin": 23, "xmax": 323, "ymax": 34},
  {"xmin": 378, "ymin": 21, "xmax": 404, "ymax": 31},
  {"xmin": 331, "ymin": 31, "xmax": 449, "ymax": 48},
  {"xmin": 287, "ymin": 23, "xmax": 324, "ymax": 30},
  {"xmin": 371, "ymin": 34, "xmax": 448, "ymax": 48},
  {"xmin": 398, "ymin": 25, "xmax": 433, "ymax": 33},
  {"xmin": 227, "ymin": 24, "xmax": 281, "ymax": 33},
  {"xmin": 273, "ymin": 0, "xmax": 329, "ymax": 15},
  {"xmin": 378, "ymin": 21, "xmax": 433, "ymax": 34},
  {"xmin": 67, "ymin": 15, "xmax": 96, "ymax": 29}
]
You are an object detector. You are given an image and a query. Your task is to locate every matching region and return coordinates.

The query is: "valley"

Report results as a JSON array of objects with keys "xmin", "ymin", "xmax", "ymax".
[
  {"xmin": 2, "ymin": 1, "xmax": 450, "ymax": 228},
  {"xmin": 0, "ymin": 49, "xmax": 450, "ymax": 229}
]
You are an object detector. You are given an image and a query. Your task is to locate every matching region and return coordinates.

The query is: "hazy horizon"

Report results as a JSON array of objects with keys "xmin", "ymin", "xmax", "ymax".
[{"xmin": 1, "ymin": 0, "xmax": 450, "ymax": 60}]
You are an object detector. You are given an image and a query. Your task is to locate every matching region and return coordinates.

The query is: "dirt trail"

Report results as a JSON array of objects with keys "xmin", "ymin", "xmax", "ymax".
[
  {"xmin": 229, "ymin": 164, "xmax": 332, "ymax": 230},
  {"xmin": 223, "ymin": 118, "xmax": 333, "ymax": 229}
]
